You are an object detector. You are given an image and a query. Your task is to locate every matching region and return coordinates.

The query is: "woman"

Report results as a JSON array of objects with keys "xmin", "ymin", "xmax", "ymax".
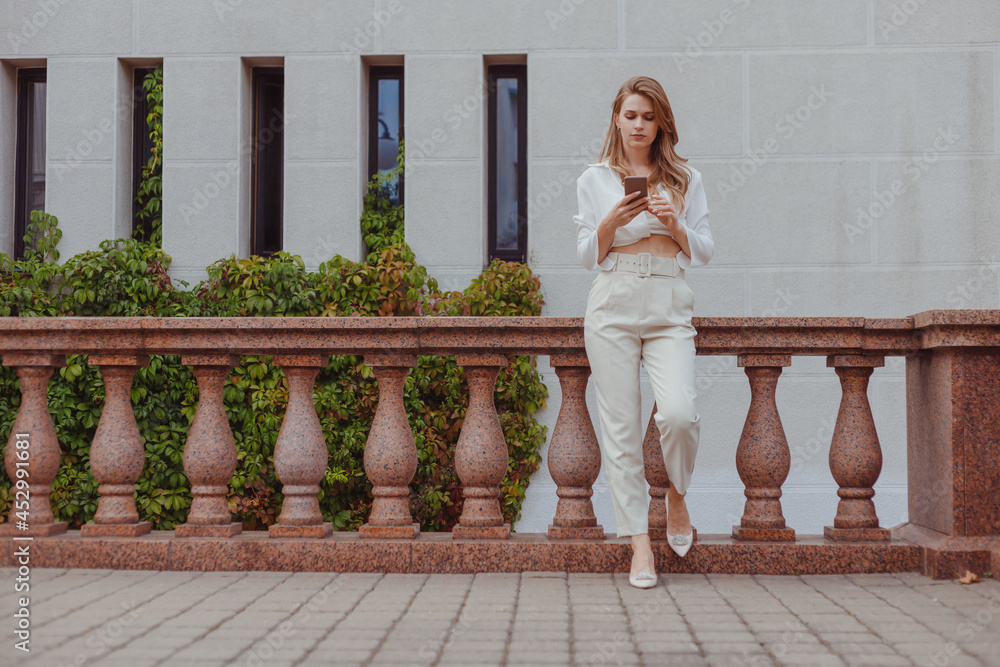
[{"xmin": 574, "ymin": 76, "xmax": 714, "ymax": 589}]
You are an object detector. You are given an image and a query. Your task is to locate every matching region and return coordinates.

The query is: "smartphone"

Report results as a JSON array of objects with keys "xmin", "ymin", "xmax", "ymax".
[{"xmin": 623, "ymin": 176, "xmax": 648, "ymax": 202}]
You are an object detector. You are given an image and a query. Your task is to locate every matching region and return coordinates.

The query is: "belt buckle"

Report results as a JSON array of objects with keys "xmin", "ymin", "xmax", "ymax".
[{"xmin": 636, "ymin": 252, "xmax": 651, "ymax": 278}]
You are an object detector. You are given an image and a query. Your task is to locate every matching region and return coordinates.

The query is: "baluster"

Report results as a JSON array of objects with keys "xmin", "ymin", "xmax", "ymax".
[
  {"xmin": 270, "ymin": 355, "xmax": 333, "ymax": 538},
  {"xmin": 547, "ymin": 354, "xmax": 603, "ymax": 540},
  {"xmin": 359, "ymin": 354, "xmax": 420, "ymax": 538},
  {"xmin": 453, "ymin": 354, "xmax": 510, "ymax": 539},
  {"xmin": 825, "ymin": 355, "xmax": 890, "ymax": 541},
  {"xmin": 732, "ymin": 354, "xmax": 795, "ymax": 541},
  {"xmin": 642, "ymin": 404, "xmax": 670, "ymax": 541},
  {"xmin": 642, "ymin": 404, "xmax": 699, "ymax": 543},
  {"xmin": 82, "ymin": 355, "xmax": 152, "ymax": 537},
  {"xmin": 0, "ymin": 354, "xmax": 67, "ymax": 537},
  {"xmin": 175, "ymin": 354, "xmax": 242, "ymax": 537}
]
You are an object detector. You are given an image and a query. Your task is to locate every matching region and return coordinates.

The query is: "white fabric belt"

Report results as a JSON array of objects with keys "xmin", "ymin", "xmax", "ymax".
[{"xmin": 607, "ymin": 252, "xmax": 684, "ymax": 278}]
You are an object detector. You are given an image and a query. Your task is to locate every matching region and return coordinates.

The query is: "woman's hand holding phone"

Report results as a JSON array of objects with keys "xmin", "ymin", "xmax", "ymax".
[{"xmin": 601, "ymin": 190, "xmax": 649, "ymax": 230}]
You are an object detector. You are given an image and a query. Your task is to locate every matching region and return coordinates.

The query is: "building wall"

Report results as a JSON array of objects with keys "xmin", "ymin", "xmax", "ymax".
[{"xmin": 2, "ymin": 0, "xmax": 998, "ymax": 535}]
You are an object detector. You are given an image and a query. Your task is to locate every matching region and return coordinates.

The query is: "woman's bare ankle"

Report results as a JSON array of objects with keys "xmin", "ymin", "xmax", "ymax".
[
  {"xmin": 629, "ymin": 533, "xmax": 655, "ymax": 574},
  {"xmin": 666, "ymin": 488, "xmax": 691, "ymax": 533}
]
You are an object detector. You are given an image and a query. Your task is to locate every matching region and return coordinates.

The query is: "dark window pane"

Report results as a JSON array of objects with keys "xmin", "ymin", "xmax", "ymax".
[
  {"xmin": 368, "ymin": 66, "xmax": 403, "ymax": 206},
  {"xmin": 251, "ymin": 68, "xmax": 284, "ymax": 257},
  {"xmin": 14, "ymin": 69, "xmax": 46, "ymax": 260},
  {"xmin": 487, "ymin": 65, "xmax": 526, "ymax": 264},
  {"xmin": 494, "ymin": 77, "xmax": 518, "ymax": 251}
]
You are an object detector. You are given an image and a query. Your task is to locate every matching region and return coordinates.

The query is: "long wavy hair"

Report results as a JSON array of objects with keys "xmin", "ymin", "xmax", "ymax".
[{"xmin": 599, "ymin": 76, "xmax": 690, "ymax": 212}]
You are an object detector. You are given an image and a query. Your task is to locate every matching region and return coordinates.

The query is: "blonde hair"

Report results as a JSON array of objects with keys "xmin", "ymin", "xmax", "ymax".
[{"xmin": 599, "ymin": 76, "xmax": 690, "ymax": 212}]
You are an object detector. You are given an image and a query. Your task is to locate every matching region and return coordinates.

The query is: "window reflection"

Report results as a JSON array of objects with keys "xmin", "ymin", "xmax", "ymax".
[
  {"xmin": 487, "ymin": 65, "xmax": 526, "ymax": 264},
  {"xmin": 494, "ymin": 77, "xmax": 518, "ymax": 251},
  {"xmin": 369, "ymin": 67, "xmax": 403, "ymax": 206}
]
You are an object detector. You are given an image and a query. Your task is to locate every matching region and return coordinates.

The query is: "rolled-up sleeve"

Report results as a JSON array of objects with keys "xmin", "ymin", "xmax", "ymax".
[
  {"xmin": 574, "ymin": 174, "xmax": 616, "ymax": 271},
  {"xmin": 675, "ymin": 171, "xmax": 715, "ymax": 269}
]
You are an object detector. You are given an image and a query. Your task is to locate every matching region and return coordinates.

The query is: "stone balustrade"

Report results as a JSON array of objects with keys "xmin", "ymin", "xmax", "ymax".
[{"xmin": 1, "ymin": 311, "xmax": 998, "ymax": 579}]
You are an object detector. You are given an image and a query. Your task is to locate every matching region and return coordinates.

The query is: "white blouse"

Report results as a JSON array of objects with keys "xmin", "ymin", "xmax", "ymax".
[{"xmin": 573, "ymin": 159, "xmax": 715, "ymax": 271}]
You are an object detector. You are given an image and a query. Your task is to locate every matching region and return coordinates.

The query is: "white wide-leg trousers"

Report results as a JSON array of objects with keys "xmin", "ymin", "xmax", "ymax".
[{"xmin": 583, "ymin": 260, "xmax": 700, "ymax": 538}]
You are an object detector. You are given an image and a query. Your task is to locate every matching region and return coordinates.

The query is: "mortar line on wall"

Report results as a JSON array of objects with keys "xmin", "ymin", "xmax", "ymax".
[
  {"xmin": 285, "ymin": 158, "xmax": 359, "ymax": 165},
  {"xmin": 466, "ymin": 44, "xmax": 997, "ymax": 58},
  {"xmin": 111, "ymin": 44, "xmax": 999, "ymax": 61},
  {"xmin": 534, "ymin": 153, "xmax": 992, "ymax": 165}
]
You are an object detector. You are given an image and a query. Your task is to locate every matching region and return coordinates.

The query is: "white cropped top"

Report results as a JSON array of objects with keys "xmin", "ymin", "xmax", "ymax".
[{"xmin": 573, "ymin": 159, "xmax": 715, "ymax": 271}]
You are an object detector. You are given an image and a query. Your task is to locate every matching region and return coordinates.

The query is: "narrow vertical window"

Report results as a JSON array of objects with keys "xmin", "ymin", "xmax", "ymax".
[
  {"xmin": 488, "ymin": 65, "xmax": 527, "ymax": 264},
  {"xmin": 251, "ymin": 67, "xmax": 284, "ymax": 257},
  {"xmin": 13, "ymin": 68, "xmax": 46, "ymax": 260},
  {"xmin": 132, "ymin": 66, "xmax": 157, "ymax": 242},
  {"xmin": 368, "ymin": 66, "xmax": 403, "ymax": 205}
]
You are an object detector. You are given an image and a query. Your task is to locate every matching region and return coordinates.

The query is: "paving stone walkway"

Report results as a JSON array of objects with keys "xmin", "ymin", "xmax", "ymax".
[{"xmin": 0, "ymin": 568, "xmax": 997, "ymax": 667}]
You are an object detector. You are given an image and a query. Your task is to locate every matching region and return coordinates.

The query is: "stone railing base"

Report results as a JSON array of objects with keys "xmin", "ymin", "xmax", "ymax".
[
  {"xmin": 1, "ymin": 531, "xmax": 927, "ymax": 576},
  {"xmin": 893, "ymin": 523, "xmax": 1000, "ymax": 580}
]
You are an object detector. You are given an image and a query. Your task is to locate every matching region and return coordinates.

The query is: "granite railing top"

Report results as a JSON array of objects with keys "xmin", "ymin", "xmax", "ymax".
[{"xmin": 0, "ymin": 309, "xmax": 996, "ymax": 356}]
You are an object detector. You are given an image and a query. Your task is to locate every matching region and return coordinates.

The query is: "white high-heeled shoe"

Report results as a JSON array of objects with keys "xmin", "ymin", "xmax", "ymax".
[
  {"xmin": 629, "ymin": 546, "xmax": 658, "ymax": 589},
  {"xmin": 629, "ymin": 570, "xmax": 658, "ymax": 589},
  {"xmin": 667, "ymin": 528, "xmax": 694, "ymax": 558},
  {"xmin": 667, "ymin": 500, "xmax": 694, "ymax": 558}
]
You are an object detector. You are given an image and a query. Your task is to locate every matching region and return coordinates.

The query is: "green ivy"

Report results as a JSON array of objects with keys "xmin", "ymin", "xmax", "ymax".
[{"xmin": 134, "ymin": 66, "xmax": 163, "ymax": 247}]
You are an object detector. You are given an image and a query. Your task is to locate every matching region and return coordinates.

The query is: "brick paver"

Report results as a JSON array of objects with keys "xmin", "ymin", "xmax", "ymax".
[{"xmin": 0, "ymin": 569, "xmax": 997, "ymax": 666}]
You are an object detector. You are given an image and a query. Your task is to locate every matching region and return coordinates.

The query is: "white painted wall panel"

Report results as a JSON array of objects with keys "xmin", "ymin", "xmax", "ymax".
[
  {"xmin": 748, "ymin": 51, "xmax": 994, "ymax": 155},
  {"xmin": 44, "ymin": 162, "xmax": 115, "ymax": 259},
  {"xmin": 0, "ymin": 0, "xmax": 131, "ymax": 57},
  {"xmin": 873, "ymin": 0, "xmax": 1000, "ymax": 45},
  {"xmin": 624, "ymin": 0, "xmax": 868, "ymax": 50},
  {"xmin": 530, "ymin": 53, "xmax": 743, "ymax": 159},
  {"xmin": 380, "ymin": 0, "xmax": 617, "ymax": 52},
  {"xmin": 135, "ymin": 0, "xmax": 377, "ymax": 56},
  {"xmin": 284, "ymin": 56, "xmax": 360, "ymax": 161},
  {"xmin": 283, "ymin": 162, "xmax": 362, "ymax": 269}
]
